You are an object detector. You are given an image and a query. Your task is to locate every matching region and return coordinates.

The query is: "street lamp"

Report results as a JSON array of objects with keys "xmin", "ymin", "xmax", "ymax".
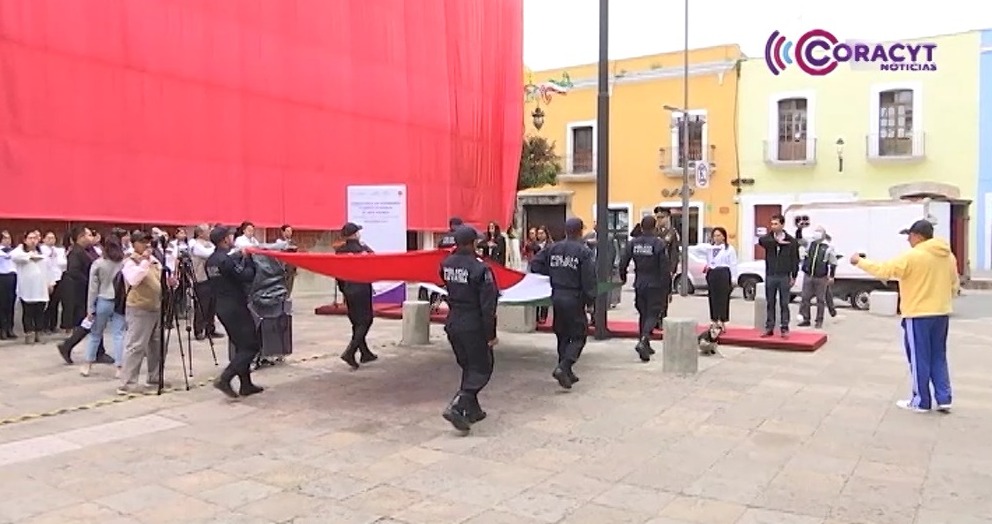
[
  {"xmin": 662, "ymin": 105, "xmax": 692, "ymax": 298},
  {"xmin": 531, "ymin": 107, "xmax": 545, "ymax": 130},
  {"xmin": 593, "ymin": 0, "xmax": 611, "ymax": 339},
  {"xmin": 835, "ymin": 137, "xmax": 845, "ymax": 172}
]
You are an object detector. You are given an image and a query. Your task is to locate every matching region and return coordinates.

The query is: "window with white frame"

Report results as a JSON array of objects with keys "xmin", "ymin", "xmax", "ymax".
[
  {"xmin": 877, "ymin": 89, "xmax": 914, "ymax": 156},
  {"xmin": 776, "ymin": 98, "xmax": 808, "ymax": 161},
  {"xmin": 670, "ymin": 111, "xmax": 707, "ymax": 169}
]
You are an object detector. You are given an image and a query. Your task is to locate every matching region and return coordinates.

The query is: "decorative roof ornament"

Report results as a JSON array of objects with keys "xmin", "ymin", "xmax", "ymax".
[{"xmin": 524, "ymin": 72, "xmax": 574, "ymax": 104}]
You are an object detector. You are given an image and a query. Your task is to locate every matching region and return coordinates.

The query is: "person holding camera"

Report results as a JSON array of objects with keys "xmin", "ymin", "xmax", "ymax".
[
  {"xmin": 190, "ymin": 225, "xmax": 222, "ymax": 340},
  {"xmin": 758, "ymin": 214, "xmax": 800, "ymax": 338},
  {"xmin": 117, "ymin": 232, "xmax": 167, "ymax": 394},
  {"xmin": 796, "ymin": 225, "xmax": 837, "ymax": 329},
  {"xmin": 207, "ymin": 226, "xmax": 264, "ymax": 398}
]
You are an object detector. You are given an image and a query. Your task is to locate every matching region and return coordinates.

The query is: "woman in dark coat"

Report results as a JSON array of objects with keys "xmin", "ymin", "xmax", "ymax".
[
  {"xmin": 58, "ymin": 227, "xmax": 109, "ymax": 364},
  {"xmin": 480, "ymin": 222, "xmax": 507, "ymax": 266}
]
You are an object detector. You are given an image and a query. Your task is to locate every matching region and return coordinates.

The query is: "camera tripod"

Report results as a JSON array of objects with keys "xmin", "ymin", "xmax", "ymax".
[{"xmin": 158, "ymin": 253, "xmax": 218, "ymax": 393}]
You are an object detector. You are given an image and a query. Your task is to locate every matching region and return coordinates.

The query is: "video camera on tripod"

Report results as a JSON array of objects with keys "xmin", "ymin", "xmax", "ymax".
[{"xmin": 150, "ymin": 234, "xmax": 219, "ymax": 394}]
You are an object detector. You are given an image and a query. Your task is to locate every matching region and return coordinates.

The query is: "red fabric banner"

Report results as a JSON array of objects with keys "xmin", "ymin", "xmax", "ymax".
[
  {"xmin": 0, "ymin": 0, "xmax": 523, "ymax": 231},
  {"xmin": 254, "ymin": 249, "xmax": 526, "ymax": 290}
]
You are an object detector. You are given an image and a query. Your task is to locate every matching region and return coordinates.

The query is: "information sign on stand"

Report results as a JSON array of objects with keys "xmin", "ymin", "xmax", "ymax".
[{"xmin": 346, "ymin": 184, "xmax": 408, "ymax": 304}]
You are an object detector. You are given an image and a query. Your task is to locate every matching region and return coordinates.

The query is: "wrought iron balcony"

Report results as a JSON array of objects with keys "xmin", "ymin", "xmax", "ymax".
[
  {"xmin": 559, "ymin": 151, "xmax": 596, "ymax": 182},
  {"xmin": 763, "ymin": 138, "xmax": 817, "ymax": 166},
  {"xmin": 866, "ymin": 132, "xmax": 926, "ymax": 162}
]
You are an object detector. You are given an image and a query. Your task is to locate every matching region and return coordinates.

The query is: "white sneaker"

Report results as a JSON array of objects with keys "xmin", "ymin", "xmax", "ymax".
[
  {"xmin": 936, "ymin": 404, "xmax": 952, "ymax": 413},
  {"xmin": 896, "ymin": 399, "xmax": 928, "ymax": 413}
]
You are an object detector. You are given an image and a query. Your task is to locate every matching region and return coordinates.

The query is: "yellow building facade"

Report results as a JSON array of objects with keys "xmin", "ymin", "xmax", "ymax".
[
  {"xmin": 736, "ymin": 31, "xmax": 980, "ymax": 268},
  {"xmin": 522, "ymin": 45, "xmax": 743, "ymax": 247}
]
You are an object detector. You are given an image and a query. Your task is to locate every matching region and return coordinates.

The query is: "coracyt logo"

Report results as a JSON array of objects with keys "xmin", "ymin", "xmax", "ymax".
[{"xmin": 764, "ymin": 29, "xmax": 937, "ymax": 76}]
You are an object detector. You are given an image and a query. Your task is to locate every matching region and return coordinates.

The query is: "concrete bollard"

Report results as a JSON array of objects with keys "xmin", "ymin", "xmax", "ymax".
[
  {"xmin": 401, "ymin": 300, "xmax": 431, "ymax": 345},
  {"xmin": 753, "ymin": 283, "xmax": 767, "ymax": 331},
  {"xmin": 869, "ymin": 291, "xmax": 898, "ymax": 317},
  {"xmin": 662, "ymin": 317, "xmax": 698, "ymax": 374},
  {"xmin": 496, "ymin": 304, "xmax": 537, "ymax": 333}
]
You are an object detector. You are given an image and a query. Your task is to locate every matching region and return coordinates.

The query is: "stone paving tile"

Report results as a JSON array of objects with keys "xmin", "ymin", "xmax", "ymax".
[{"xmin": 2, "ymin": 293, "xmax": 992, "ymax": 522}]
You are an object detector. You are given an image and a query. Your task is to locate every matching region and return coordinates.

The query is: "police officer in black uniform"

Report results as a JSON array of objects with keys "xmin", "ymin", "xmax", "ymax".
[
  {"xmin": 437, "ymin": 217, "xmax": 463, "ymax": 249},
  {"xmin": 529, "ymin": 217, "xmax": 596, "ymax": 389},
  {"xmin": 618, "ymin": 215, "xmax": 670, "ymax": 362},
  {"xmin": 206, "ymin": 226, "xmax": 264, "ymax": 399},
  {"xmin": 439, "ymin": 226, "xmax": 499, "ymax": 432},
  {"xmin": 654, "ymin": 207, "xmax": 680, "ymax": 328},
  {"xmin": 335, "ymin": 222, "xmax": 378, "ymax": 370},
  {"xmin": 420, "ymin": 217, "xmax": 464, "ymax": 304}
]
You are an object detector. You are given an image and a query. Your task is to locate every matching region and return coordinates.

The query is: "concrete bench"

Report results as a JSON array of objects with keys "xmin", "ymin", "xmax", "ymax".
[
  {"xmin": 869, "ymin": 291, "xmax": 899, "ymax": 317},
  {"xmin": 662, "ymin": 317, "xmax": 698, "ymax": 374},
  {"xmin": 496, "ymin": 304, "xmax": 537, "ymax": 333},
  {"xmin": 400, "ymin": 300, "xmax": 431, "ymax": 345}
]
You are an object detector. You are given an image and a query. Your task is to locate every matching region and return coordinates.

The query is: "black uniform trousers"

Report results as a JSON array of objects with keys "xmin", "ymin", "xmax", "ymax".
[
  {"xmin": 44, "ymin": 279, "xmax": 62, "ymax": 331},
  {"xmin": 193, "ymin": 280, "xmax": 219, "ymax": 336},
  {"xmin": 445, "ymin": 328, "xmax": 494, "ymax": 395},
  {"xmin": 706, "ymin": 266, "xmax": 732, "ymax": 323},
  {"xmin": 0, "ymin": 273, "xmax": 16, "ymax": 332},
  {"xmin": 343, "ymin": 288, "xmax": 374, "ymax": 355},
  {"xmin": 551, "ymin": 292, "xmax": 587, "ymax": 369},
  {"xmin": 656, "ymin": 274, "xmax": 674, "ymax": 328},
  {"xmin": 217, "ymin": 301, "xmax": 260, "ymax": 386},
  {"xmin": 634, "ymin": 285, "xmax": 665, "ymax": 339}
]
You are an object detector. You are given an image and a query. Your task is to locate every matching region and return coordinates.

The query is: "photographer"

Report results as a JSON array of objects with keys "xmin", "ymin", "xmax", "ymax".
[
  {"xmin": 207, "ymin": 226, "xmax": 264, "ymax": 398},
  {"xmin": 118, "ymin": 232, "xmax": 167, "ymax": 394},
  {"xmin": 190, "ymin": 225, "xmax": 221, "ymax": 340},
  {"xmin": 796, "ymin": 223, "xmax": 837, "ymax": 329}
]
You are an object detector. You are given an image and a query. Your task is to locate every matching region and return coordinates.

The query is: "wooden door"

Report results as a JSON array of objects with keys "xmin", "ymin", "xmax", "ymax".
[
  {"xmin": 524, "ymin": 204, "xmax": 567, "ymax": 241},
  {"xmin": 950, "ymin": 202, "xmax": 970, "ymax": 276},
  {"xmin": 752, "ymin": 204, "xmax": 783, "ymax": 260}
]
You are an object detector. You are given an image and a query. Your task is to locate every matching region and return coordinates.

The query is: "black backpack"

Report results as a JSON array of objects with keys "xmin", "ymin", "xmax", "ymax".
[{"xmin": 113, "ymin": 271, "xmax": 128, "ymax": 315}]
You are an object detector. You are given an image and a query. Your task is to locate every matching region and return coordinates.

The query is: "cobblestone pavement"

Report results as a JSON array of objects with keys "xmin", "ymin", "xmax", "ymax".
[{"xmin": 1, "ymin": 290, "xmax": 991, "ymax": 524}]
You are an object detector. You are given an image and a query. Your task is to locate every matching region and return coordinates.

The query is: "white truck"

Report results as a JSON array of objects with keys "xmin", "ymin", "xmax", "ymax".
[{"xmin": 736, "ymin": 199, "xmax": 952, "ymax": 310}]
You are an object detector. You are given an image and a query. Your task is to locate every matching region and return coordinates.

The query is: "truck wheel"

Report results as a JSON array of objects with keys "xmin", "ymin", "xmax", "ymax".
[
  {"xmin": 674, "ymin": 274, "xmax": 695, "ymax": 295},
  {"xmin": 850, "ymin": 288, "xmax": 872, "ymax": 311},
  {"xmin": 739, "ymin": 277, "xmax": 759, "ymax": 301}
]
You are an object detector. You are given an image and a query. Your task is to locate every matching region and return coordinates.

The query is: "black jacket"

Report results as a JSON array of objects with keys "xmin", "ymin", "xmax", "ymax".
[
  {"xmin": 335, "ymin": 239, "xmax": 374, "ymax": 296},
  {"xmin": 529, "ymin": 238, "xmax": 597, "ymax": 306},
  {"xmin": 618, "ymin": 235, "xmax": 669, "ymax": 289},
  {"xmin": 440, "ymin": 250, "xmax": 499, "ymax": 339},
  {"xmin": 206, "ymin": 250, "xmax": 256, "ymax": 305},
  {"xmin": 758, "ymin": 232, "xmax": 800, "ymax": 278}
]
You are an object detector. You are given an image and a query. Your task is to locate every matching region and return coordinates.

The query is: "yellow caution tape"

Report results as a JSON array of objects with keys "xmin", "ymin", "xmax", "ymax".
[{"xmin": 0, "ymin": 352, "xmax": 336, "ymax": 427}]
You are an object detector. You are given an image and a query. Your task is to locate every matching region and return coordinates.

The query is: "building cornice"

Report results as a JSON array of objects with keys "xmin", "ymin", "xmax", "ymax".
[{"xmin": 563, "ymin": 60, "xmax": 740, "ymax": 90}]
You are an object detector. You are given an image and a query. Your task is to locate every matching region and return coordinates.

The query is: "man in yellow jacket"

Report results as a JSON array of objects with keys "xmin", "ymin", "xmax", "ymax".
[{"xmin": 851, "ymin": 220, "xmax": 959, "ymax": 413}]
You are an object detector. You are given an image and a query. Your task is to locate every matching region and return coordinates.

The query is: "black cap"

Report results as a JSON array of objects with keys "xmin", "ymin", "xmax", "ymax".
[
  {"xmin": 565, "ymin": 217, "xmax": 584, "ymax": 234},
  {"xmin": 653, "ymin": 206, "xmax": 667, "ymax": 215},
  {"xmin": 131, "ymin": 230, "xmax": 152, "ymax": 244},
  {"xmin": 453, "ymin": 226, "xmax": 478, "ymax": 246},
  {"xmin": 341, "ymin": 222, "xmax": 362, "ymax": 237},
  {"xmin": 448, "ymin": 217, "xmax": 464, "ymax": 229},
  {"xmin": 899, "ymin": 219, "xmax": 934, "ymax": 239},
  {"xmin": 640, "ymin": 215, "xmax": 657, "ymax": 230},
  {"xmin": 209, "ymin": 226, "xmax": 233, "ymax": 245}
]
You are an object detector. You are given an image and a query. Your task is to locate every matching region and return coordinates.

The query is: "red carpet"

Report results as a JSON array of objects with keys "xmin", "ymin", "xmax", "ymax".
[{"xmin": 315, "ymin": 303, "xmax": 827, "ymax": 352}]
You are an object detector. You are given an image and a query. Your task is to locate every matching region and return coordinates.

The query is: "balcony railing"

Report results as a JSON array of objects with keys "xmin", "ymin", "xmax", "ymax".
[
  {"xmin": 763, "ymin": 138, "xmax": 817, "ymax": 165},
  {"xmin": 560, "ymin": 151, "xmax": 596, "ymax": 181},
  {"xmin": 657, "ymin": 147, "xmax": 712, "ymax": 177},
  {"xmin": 866, "ymin": 132, "xmax": 926, "ymax": 161}
]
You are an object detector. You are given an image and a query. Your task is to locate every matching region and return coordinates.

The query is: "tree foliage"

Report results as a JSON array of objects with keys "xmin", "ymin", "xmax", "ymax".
[{"xmin": 517, "ymin": 135, "xmax": 562, "ymax": 190}]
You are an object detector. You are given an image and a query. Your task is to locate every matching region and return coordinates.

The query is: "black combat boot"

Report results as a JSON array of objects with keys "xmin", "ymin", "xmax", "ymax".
[{"xmin": 442, "ymin": 393, "xmax": 472, "ymax": 432}]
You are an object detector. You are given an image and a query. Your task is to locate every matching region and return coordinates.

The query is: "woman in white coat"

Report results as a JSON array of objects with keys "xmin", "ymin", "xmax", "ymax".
[{"xmin": 10, "ymin": 231, "xmax": 51, "ymax": 344}]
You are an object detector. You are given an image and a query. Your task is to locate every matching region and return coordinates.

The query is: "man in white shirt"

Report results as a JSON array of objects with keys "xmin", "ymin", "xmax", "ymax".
[
  {"xmin": 190, "ymin": 225, "xmax": 221, "ymax": 340},
  {"xmin": 273, "ymin": 224, "xmax": 298, "ymax": 294}
]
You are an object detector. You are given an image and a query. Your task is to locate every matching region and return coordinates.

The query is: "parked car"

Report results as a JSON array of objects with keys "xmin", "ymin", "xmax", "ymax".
[{"xmin": 672, "ymin": 244, "xmax": 716, "ymax": 295}]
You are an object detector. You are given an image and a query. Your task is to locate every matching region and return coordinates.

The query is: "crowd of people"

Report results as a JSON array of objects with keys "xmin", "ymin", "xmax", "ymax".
[{"xmin": 0, "ymin": 222, "xmax": 296, "ymax": 399}]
